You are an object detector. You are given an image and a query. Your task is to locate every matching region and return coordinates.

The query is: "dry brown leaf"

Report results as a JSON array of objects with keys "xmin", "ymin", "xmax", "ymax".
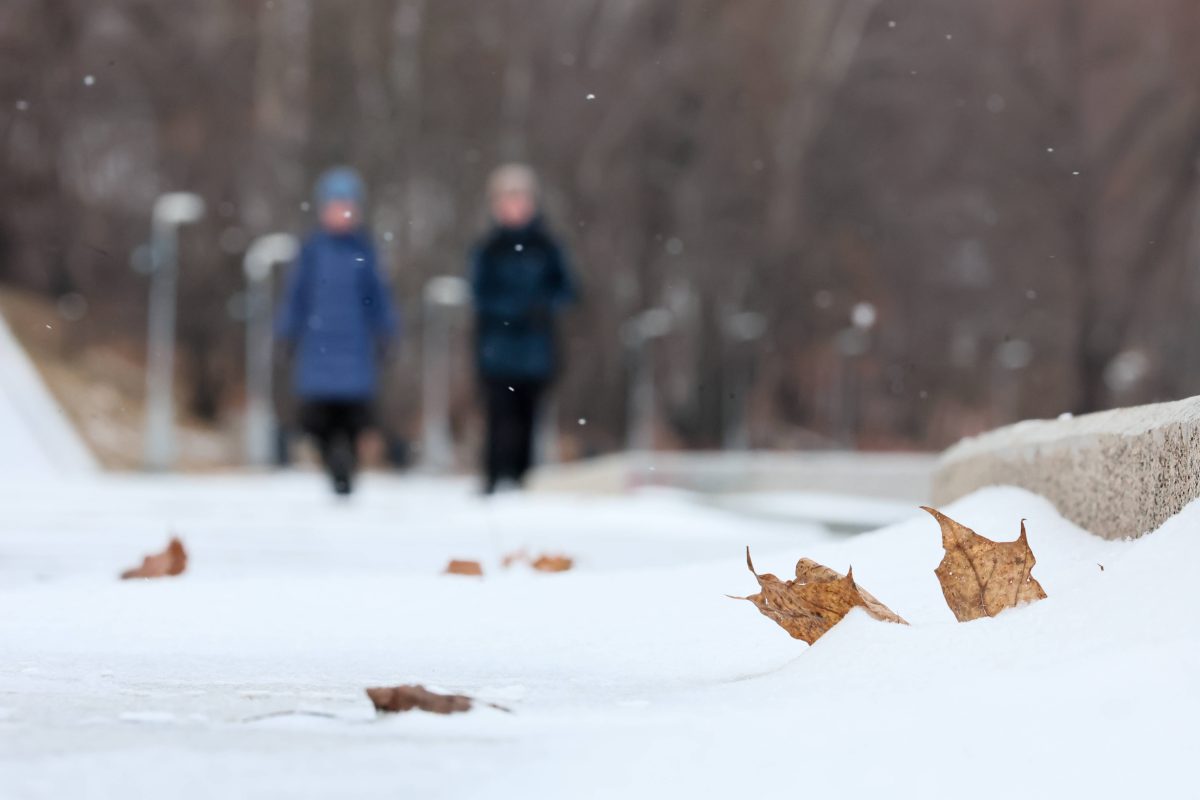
[
  {"xmin": 501, "ymin": 551, "xmax": 574, "ymax": 572},
  {"xmin": 921, "ymin": 507, "xmax": 1047, "ymax": 622},
  {"xmin": 120, "ymin": 537, "xmax": 187, "ymax": 580},
  {"xmin": 444, "ymin": 559, "xmax": 484, "ymax": 576},
  {"xmin": 366, "ymin": 685, "xmax": 474, "ymax": 715},
  {"xmin": 733, "ymin": 548, "xmax": 907, "ymax": 644},
  {"xmin": 530, "ymin": 554, "xmax": 573, "ymax": 573}
]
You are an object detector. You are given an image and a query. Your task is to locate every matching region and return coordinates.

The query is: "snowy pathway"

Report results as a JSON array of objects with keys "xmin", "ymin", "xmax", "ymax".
[{"xmin": 1, "ymin": 473, "xmax": 1196, "ymax": 798}]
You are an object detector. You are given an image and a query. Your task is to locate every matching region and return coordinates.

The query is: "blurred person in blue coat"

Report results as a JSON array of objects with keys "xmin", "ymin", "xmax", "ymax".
[
  {"xmin": 277, "ymin": 167, "xmax": 399, "ymax": 495},
  {"xmin": 470, "ymin": 164, "xmax": 577, "ymax": 493}
]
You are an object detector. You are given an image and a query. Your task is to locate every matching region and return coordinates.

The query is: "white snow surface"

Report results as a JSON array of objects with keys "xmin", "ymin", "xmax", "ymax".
[{"xmin": 1, "ymin": 473, "xmax": 1197, "ymax": 799}]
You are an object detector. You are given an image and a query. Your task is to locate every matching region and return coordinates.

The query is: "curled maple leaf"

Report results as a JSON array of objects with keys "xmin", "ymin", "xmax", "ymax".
[
  {"xmin": 444, "ymin": 559, "xmax": 483, "ymax": 577},
  {"xmin": 366, "ymin": 685, "xmax": 473, "ymax": 715},
  {"xmin": 120, "ymin": 537, "xmax": 187, "ymax": 580},
  {"xmin": 733, "ymin": 548, "xmax": 907, "ymax": 644},
  {"xmin": 921, "ymin": 507, "xmax": 1047, "ymax": 622}
]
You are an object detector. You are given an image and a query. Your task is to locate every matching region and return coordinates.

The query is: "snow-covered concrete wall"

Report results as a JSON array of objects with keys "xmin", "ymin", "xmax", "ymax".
[
  {"xmin": 932, "ymin": 396, "xmax": 1200, "ymax": 539},
  {"xmin": 0, "ymin": 311, "xmax": 96, "ymax": 475},
  {"xmin": 532, "ymin": 451, "xmax": 935, "ymax": 503}
]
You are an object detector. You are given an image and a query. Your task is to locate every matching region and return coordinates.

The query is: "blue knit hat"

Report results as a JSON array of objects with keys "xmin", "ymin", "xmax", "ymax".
[{"xmin": 314, "ymin": 166, "xmax": 366, "ymax": 208}]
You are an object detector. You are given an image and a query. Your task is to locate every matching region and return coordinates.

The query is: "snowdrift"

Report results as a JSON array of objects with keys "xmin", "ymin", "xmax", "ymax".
[{"xmin": 0, "ymin": 311, "xmax": 95, "ymax": 475}]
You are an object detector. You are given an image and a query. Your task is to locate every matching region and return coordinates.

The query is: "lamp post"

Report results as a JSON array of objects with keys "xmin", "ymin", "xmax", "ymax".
[
  {"xmin": 535, "ymin": 393, "xmax": 560, "ymax": 467},
  {"xmin": 421, "ymin": 275, "xmax": 469, "ymax": 470},
  {"xmin": 242, "ymin": 233, "xmax": 299, "ymax": 466},
  {"xmin": 623, "ymin": 307, "xmax": 673, "ymax": 452},
  {"xmin": 992, "ymin": 338, "xmax": 1034, "ymax": 424},
  {"xmin": 722, "ymin": 310, "xmax": 767, "ymax": 451},
  {"xmin": 142, "ymin": 192, "xmax": 205, "ymax": 471},
  {"xmin": 834, "ymin": 301, "xmax": 876, "ymax": 446}
]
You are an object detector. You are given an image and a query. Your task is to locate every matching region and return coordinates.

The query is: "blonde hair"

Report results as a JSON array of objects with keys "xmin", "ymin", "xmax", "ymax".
[{"xmin": 487, "ymin": 163, "xmax": 539, "ymax": 200}]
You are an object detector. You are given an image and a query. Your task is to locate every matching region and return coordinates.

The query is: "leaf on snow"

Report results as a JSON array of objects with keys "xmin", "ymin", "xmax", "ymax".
[
  {"xmin": 120, "ymin": 537, "xmax": 188, "ymax": 580},
  {"xmin": 444, "ymin": 559, "xmax": 484, "ymax": 576},
  {"xmin": 733, "ymin": 548, "xmax": 907, "ymax": 644},
  {"xmin": 530, "ymin": 554, "xmax": 573, "ymax": 572},
  {"xmin": 921, "ymin": 507, "xmax": 1047, "ymax": 622},
  {"xmin": 366, "ymin": 685, "xmax": 474, "ymax": 715},
  {"xmin": 501, "ymin": 551, "xmax": 574, "ymax": 572}
]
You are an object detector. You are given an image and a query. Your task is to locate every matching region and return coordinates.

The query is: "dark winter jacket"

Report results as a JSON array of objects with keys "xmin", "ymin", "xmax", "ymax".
[
  {"xmin": 276, "ymin": 229, "xmax": 399, "ymax": 400},
  {"xmin": 470, "ymin": 219, "xmax": 577, "ymax": 381}
]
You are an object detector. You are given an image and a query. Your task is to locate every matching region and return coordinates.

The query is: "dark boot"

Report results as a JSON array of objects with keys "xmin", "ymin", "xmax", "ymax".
[{"xmin": 327, "ymin": 434, "xmax": 355, "ymax": 496}]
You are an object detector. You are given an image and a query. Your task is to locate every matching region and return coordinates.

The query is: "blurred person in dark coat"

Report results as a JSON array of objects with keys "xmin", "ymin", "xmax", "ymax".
[
  {"xmin": 469, "ymin": 164, "xmax": 577, "ymax": 494},
  {"xmin": 277, "ymin": 167, "xmax": 399, "ymax": 495}
]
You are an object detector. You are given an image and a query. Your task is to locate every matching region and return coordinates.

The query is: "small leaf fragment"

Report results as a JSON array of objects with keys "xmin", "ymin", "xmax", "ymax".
[
  {"xmin": 501, "ymin": 550, "xmax": 529, "ymax": 568},
  {"xmin": 733, "ymin": 548, "xmax": 907, "ymax": 644},
  {"xmin": 120, "ymin": 537, "xmax": 187, "ymax": 580},
  {"xmin": 444, "ymin": 559, "xmax": 484, "ymax": 576},
  {"xmin": 366, "ymin": 685, "xmax": 473, "ymax": 715},
  {"xmin": 922, "ymin": 507, "xmax": 1047, "ymax": 622}
]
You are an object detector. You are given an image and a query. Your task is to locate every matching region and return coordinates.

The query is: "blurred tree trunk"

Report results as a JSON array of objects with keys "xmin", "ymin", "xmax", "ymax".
[{"xmin": 247, "ymin": 0, "xmax": 311, "ymax": 233}]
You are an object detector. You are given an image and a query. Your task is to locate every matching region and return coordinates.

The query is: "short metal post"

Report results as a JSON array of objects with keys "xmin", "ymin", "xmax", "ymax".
[
  {"xmin": 243, "ymin": 234, "xmax": 298, "ymax": 466},
  {"xmin": 142, "ymin": 193, "xmax": 205, "ymax": 471},
  {"xmin": 623, "ymin": 308, "xmax": 673, "ymax": 452},
  {"xmin": 421, "ymin": 276, "xmax": 469, "ymax": 470}
]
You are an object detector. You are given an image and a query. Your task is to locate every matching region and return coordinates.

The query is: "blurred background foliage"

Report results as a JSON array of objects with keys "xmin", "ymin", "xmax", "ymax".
[{"xmin": 3, "ymin": 0, "xmax": 1200, "ymax": 463}]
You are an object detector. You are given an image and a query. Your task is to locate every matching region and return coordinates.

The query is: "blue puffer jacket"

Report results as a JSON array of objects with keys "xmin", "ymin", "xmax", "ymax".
[
  {"xmin": 470, "ymin": 219, "xmax": 577, "ymax": 381},
  {"xmin": 276, "ymin": 230, "xmax": 399, "ymax": 400}
]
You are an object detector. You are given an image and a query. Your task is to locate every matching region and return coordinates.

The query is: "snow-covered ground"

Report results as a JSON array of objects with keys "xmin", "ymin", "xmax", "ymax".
[{"xmin": 2, "ymin": 473, "xmax": 1196, "ymax": 799}]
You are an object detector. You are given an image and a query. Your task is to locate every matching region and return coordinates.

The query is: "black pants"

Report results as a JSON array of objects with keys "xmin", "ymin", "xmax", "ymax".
[
  {"xmin": 300, "ymin": 400, "xmax": 371, "ymax": 493},
  {"xmin": 483, "ymin": 378, "xmax": 546, "ymax": 491}
]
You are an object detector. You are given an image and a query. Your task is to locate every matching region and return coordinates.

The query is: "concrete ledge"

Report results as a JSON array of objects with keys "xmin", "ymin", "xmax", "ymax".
[
  {"xmin": 530, "ymin": 451, "xmax": 935, "ymax": 504},
  {"xmin": 932, "ymin": 396, "xmax": 1200, "ymax": 539}
]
